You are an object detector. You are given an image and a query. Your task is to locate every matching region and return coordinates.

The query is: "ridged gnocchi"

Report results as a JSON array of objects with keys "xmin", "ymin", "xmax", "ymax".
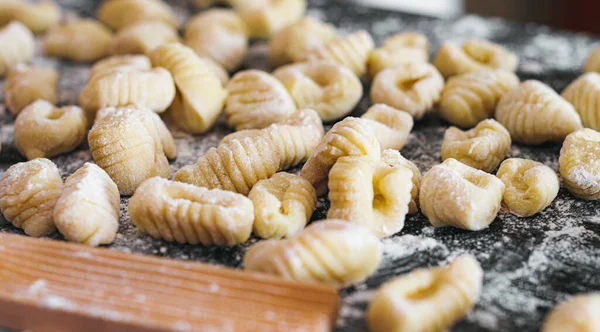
[
  {"xmin": 420, "ymin": 158, "xmax": 505, "ymax": 230},
  {"xmin": 225, "ymin": 69, "xmax": 296, "ymax": 130},
  {"xmin": 243, "ymin": 219, "xmax": 382, "ymax": 287},
  {"xmin": 185, "ymin": 9, "xmax": 248, "ymax": 72},
  {"xmin": 497, "ymin": 158, "xmax": 559, "ymax": 217},
  {"xmin": 15, "ymin": 100, "xmax": 88, "ymax": 160},
  {"xmin": 88, "ymin": 54, "xmax": 151, "ymax": 79},
  {"xmin": 584, "ymin": 46, "xmax": 600, "ymax": 73},
  {"xmin": 327, "ymin": 156, "xmax": 413, "ymax": 238},
  {"xmin": 249, "ymin": 172, "xmax": 316, "ymax": 239},
  {"xmin": 301, "ymin": 117, "xmax": 381, "ymax": 196},
  {"xmin": 496, "ymin": 80, "xmax": 583, "ymax": 145},
  {"xmin": 439, "ymin": 69, "xmax": 520, "ymax": 128},
  {"xmin": 44, "ymin": 19, "xmax": 113, "ymax": 62},
  {"xmin": 559, "ymin": 129, "xmax": 600, "ymax": 200},
  {"xmin": 150, "ymin": 43, "xmax": 227, "ymax": 134},
  {"xmin": 370, "ymin": 62, "xmax": 444, "ymax": 120},
  {"xmin": 561, "ymin": 72, "xmax": 600, "ymax": 131},
  {"xmin": 201, "ymin": 56, "xmax": 230, "ymax": 85},
  {"xmin": 268, "ymin": 17, "xmax": 337, "ymax": 68},
  {"xmin": 88, "ymin": 105, "xmax": 177, "ymax": 195},
  {"xmin": 237, "ymin": 0, "xmax": 306, "ymax": 38},
  {"xmin": 97, "ymin": 0, "xmax": 177, "ymax": 31},
  {"xmin": 273, "ymin": 61, "xmax": 362, "ymax": 121},
  {"xmin": 360, "ymin": 104, "xmax": 414, "ymax": 151},
  {"xmin": 111, "ymin": 20, "xmax": 179, "ymax": 55},
  {"xmin": 381, "ymin": 149, "xmax": 421, "ymax": 214},
  {"xmin": 542, "ymin": 293, "xmax": 600, "ymax": 332},
  {"xmin": 0, "ymin": 21, "xmax": 35, "ymax": 76},
  {"xmin": 367, "ymin": 255, "xmax": 483, "ymax": 332},
  {"xmin": 0, "ymin": 0, "xmax": 61, "ymax": 33},
  {"xmin": 0, "ymin": 158, "xmax": 62, "ymax": 237},
  {"xmin": 174, "ymin": 136, "xmax": 280, "ymax": 195},
  {"xmin": 3, "ymin": 64, "xmax": 58, "ymax": 115},
  {"xmin": 368, "ymin": 32, "xmax": 429, "ymax": 77},
  {"xmin": 433, "ymin": 39, "xmax": 518, "ymax": 78},
  {"xmin": 53, "ymin": 163, "xmax": 120, "ymax": 246},
  {"xmin": 306, "ymin": 30, "xmax": 375, "ymax": 77},
  {"xmin": 129, "ymin": 177, "xmax": 254, "ymax": 246},
  {"xmin": 441, "ymin": 119, "xmax": 511, "ymax": 173}
]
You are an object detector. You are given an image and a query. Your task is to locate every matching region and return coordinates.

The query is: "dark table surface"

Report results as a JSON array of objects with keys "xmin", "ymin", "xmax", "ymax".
[{"xmin": 0, "ymin": 1, "xmax": 599, "ymax": 331}]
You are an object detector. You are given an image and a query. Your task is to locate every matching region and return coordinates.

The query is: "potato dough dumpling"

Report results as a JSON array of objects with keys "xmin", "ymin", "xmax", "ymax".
[
  {"xmin": 561, "ymin": 72, "xmax": 600, "ymax": 131},
  {"xmin": 381, "ymin": 149, "xmax": 421, "ymax": 214},
  {"xmin": 371, "ymin": 62, "xmax": 444, "ymax": 120},
  {"xmin": 3, "ymin": 64, "xmax": 58, "ymax": 115},
  {"xmin": 44, "ymin": 19, "xmax": 113, "ymax": 62},
  {"xmin": 15, "ymin": 100, "xmax": 88, "ymax": 160},
  {"xmin": 244, "ymin": 219, "xmax": 382, "ymax": 287},
  {"xmin": 368, "ymin": 32, "xmax": 429, "ymax": 77},
  {"xmin": 97, "ymin": 0, "xmax": 177, "ymax": 31},
  {"xmin": 129, "ymin": 177, "xmax": 254, "ymax": 246},
  {"xmin": 53, "ymin": 163, "xmax": 120, "ymax": 246},
  {"xmin": 497, "ymin": 158, "xmax": 559, "ymax": 217},
  {"xmin": 360, "ymin": 104, "xmax": 414, "ymax": 151},
  {"xmin": 441, "ymin": 119, "xmax": 511, "ymax": 173},
  {"xmin": 237, "ymin": 0, "xmax": 306, "ymax": 38},
  {"xmin": 0, "ymin": 21, "xmax": 35, "ymax": 76},
  {"xmin": 110, "ymin": 20, "xmax": 179, "ymax": 55},
  {"xmin": 420, "ymin": 158, "xmax": 505, "ymax": 230},
  {"xmin": 306, "ymin": 30, "xmax": 374, "ymax": 77},
  {"xmin": 559, "ymin": 129, "xmax": 600, "ymax": 200},
  {"xmin": 88, "ymin": 54, "xmax": 151, "ymax": 78},
  {"xmin": 542, "ymin": 293, "xmax": 600, "ymax": 332},
  {"xmin": 433, "ymin": 39, "xmax": 518, "ymax": 78},
  {"xmin": 0, "ymin": 158, "xmax": 62, "ymax": 237},
  {"xmin": 584, "ymin": 46, "xmax": 600, "ymax": 73},
  {"xmin": 367, "ymin": 255, "xmax": 483, "ymax": 332},
  {"xmin": 0, "ymin": 0, "xmax": 61, "ymax": 33}
]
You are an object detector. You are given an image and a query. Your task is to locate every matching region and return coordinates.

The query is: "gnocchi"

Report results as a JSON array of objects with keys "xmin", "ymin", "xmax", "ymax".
[
  {"xmin": 441, "ymin": 119, "xmax": 511, "ymax": 173},
  {"xmin": 110, "ymin": 20, "xmax": 179, "ymax": 55},
  {"xmin": 360, "ymin": 104, "xmax": 414, "ymax": 151},
  {"xmin": 0, "ymin": 158, "xmax": 62, "ymax": 237},
  {"xmin": 433, "ymin": 39, "xmax": 518, "ymax": 78},
  {"xmin": 249, "ymin": 172, "xmax": 316, "ymax": 239},
  {"xmin": 497, "ymin": 158, "xmax": 559, "ymax": 217},
  {"xmin": 88, "ymin": 54, "xmax": 151, "ymax": 79},
  {"xmin": 439, "ymin": 69, "xmax": 520, "ymax": 128},
  {"xmin": 129, "ymin": 177, "xmax": 254, "ymax": 246},
  {"xmin": 306, "ymin": 30, "xmax": 375, "ymax": 77},
  {"xmin": 88, "ymin": 105, "xmax": 177, "ymax": 195},
  {"xmin": 561, "ymin": 72, "xmax": 600, "ymax": 131},
  {"xmin": 0, "ymin": 21, "xmax": 35, "ymax": 76},
  {"xmin": 367, "ymin": 255, "xmax": 483, "ymax": 332},
  {"xmin": 15, "ymin": 100, "xmax": 88, "ymax": 160},
  {"xmin": 150, "ymin": 43, "xmax": 227, "ymax": 134},
  {"xmin": 236, "ymin": 0, "xmax": 306, "ymax": 38},
  {"xmin": 327, "ymin": 156, "xmax": 413, "ymax": 238},
  {"xmin": 273, "ymin": 61, "xmax": 362, "ymax": 122},
  {"xmin": 496, "ymin": 80, "xmax": 583, "ymax": 145},
  {"xmin": 584, "ymin": 46, "xmax": 600, "ymax": 73},
  {"xmin": 370, "ymin": 62, "xmax": 444, "ymax": 120},
  {"xmin": 542, "ymin": 293, "xmax": 600, "ymax": 332},
  {"xmin": 53, "ymin": 163, "xmax": 120, "ymax": 246},
  {"xmin": 0, "ymin": 0, "xmax": 61, "ymax": 33},
  {"xmin": 381, "ymin": 149, "xmax": 421, "ymax": 214},
  {"xmin": 225, "ymin": 70, "xmax": 296, "ymax": 130},
  {"xmin": 97, "ymin": 0, "xmax": 177, "ymax": 31},
  {"xmin": 243, "ymin": 219, "xmax": 382, "ymax": 287},
  {"xmin": 44, "ymin": 19, "xmax": 113, "ymax": 63},
  {"xmin": 420, "ymin": 158, "xmax": 505, "ymax": 230},
  {"xmin": 559, "ymin": 129, "xmax": 600, "ymax": 200},
  {"xmin": 3, "ymin": 64, "xmax": 58, "ymax": 115},
  {"xmin": 368, "ymin": 32, "xmax": 429, "ymax": 77}
]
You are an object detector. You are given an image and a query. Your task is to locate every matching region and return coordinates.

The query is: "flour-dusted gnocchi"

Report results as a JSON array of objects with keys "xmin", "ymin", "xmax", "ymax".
[
  {"xmin": 88, "ymin": 54, "xmax": 151, "ymax": 78},
  {"xmin": 225, "ymin": 69, "xmax": 296, "ymax": 130},
  {"xmin": 0, "ymin": 21, "xmax": 35, "ymax": 76},
  {"xmin": 185, "ymin": 9, "xmax": 248, "ymax": 72},
  {"xmin": 420, "ymin": 158, "xmax": 505, "ymax": 230},
  {"xmin": 368, "ymin": 32, "xmax": 429, "ymax": 77},
  {"xmin": 497, "ymin": 158, "xmax": 559, "ymax": 217},
  {"xmin": 381, "ymin": 149, "xmax": 421, "ymax": 214},
  {"xmin": 249, "ymin": 172, "xmax": 316, "ymax": 239},
  {"xmin": 244, "ymin": 219, "xmax": 382, "ymax": 287},
  {"xmin": 273, "ymin": 61, "xmax": 362, "ymax": 121},
  {"xmin": 150, "ymin": 43, "xmax": 227, "ymax": 134},
  {"xmin": 0, "ymin": 158, "xmax": 62, "ymax": 237},
  {"xmin": 584, "ymin": 46, "xmax": 600, "ymax": 73},
  {"xmin": 433, "ymin": 39, "xmax": 518, "ymax": 78},
  {"xmin": 44, "ymin": 19, "xmax": 113, "ymax": 62},
  {"xmin": 496, "ymin": 80, "xmax": 583, "ymax": 145},
  {"xmin": 129, "ymin": 177, "xmax": 254, "ymax": 246},
  {"xmin": 236, "ymin": 0, "xmax": 306, "ymax": 38},
  {"xmin": 371, "ymin": 62, "xmax": 444, "ymax": 120},
  {"xmin": 3, "ymin": 64, "xmax": 58, "ymax": 115},
  {"xmin": 53, "ymin": 163, "xmax": 120, "ymax": 246},
  {"xmin": 542, "ymin": 293, "xmax": 600, "ymax": 332},
  {"xmin": 327, "ymin": 156, "xmax": 413, "ymax": 238},
  {"xmin": 367, "ymin": 255, "xmax": 483, "ymax": 332},
  {"xmin": 15, "ymin": 100, "xmax": 88, "ymax": 160},
  {"xmin": 559, "ymin": 129, "xmax": 600, "ymax": 200},
  {"xmin": 306, "ymin": 30, "xmax": 375, "ymax": 77},
  {"xmin": 561, "ymin": 72, "xmax": 600, "ymax": 131},
  {"xmin": 360, "ymin": 104, "xmax": 414, "ymax": 151},
  {"xmin": 301, "ymin": 117, "xmax": 381, "ymax": 196},
  {"xmin": 439, "ymin": 69, "xmax": 520, "ymax": 128},
  {"xmin": 111, "ymin": 20, "xmax": 179, "ymax": 55},
  {"xmin": 441, "ymin": 119, "xmax": 511, "ymax": 173},
  {"xmin": 88, "ymin": 105, "xmax": 177, "ymax": 195},
  {"xmin": 174, "ymin": 136, "xmax": 280, "ymax": 195},
  {"xmin": 97, "ymin": 0, "xmax": 177, "ymax": 31},
  {"xmin": 268, "ymin": 17, "xmax": 337, "ymax": 68}
]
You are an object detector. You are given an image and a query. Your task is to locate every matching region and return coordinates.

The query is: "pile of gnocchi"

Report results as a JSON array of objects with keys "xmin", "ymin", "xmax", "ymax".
[{"xmin": 0, "ymin": 0, "xmax": 598, "ymax": 331}]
